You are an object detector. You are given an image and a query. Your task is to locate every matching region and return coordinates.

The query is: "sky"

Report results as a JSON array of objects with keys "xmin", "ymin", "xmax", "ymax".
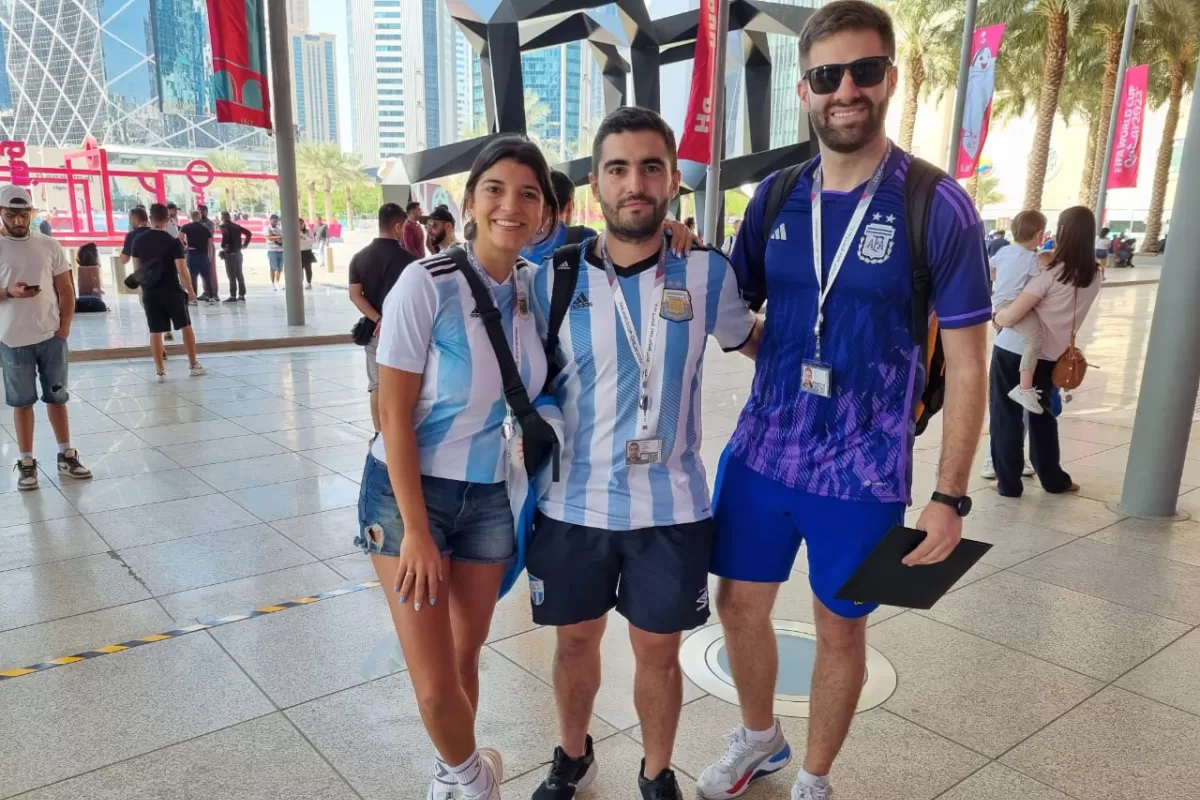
[{"xmin": 310, "ymin": 3, "xmax": 355, "ymax": 153}]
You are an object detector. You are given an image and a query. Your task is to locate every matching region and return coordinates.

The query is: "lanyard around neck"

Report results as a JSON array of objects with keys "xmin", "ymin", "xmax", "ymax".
[
  {"xmin": 599, "ymin": 234, "xmax": 669, "ymax": 433},
  {"xmin": 809, "ymin": 144, "xmax": 892, "ymax": 360}
]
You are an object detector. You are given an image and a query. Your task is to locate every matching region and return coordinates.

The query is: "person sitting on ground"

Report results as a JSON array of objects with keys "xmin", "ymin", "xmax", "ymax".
[
  {"xmin": 130, "ymin": 203, "xmax": 207, "ymax": 382},
  {"xmin": 991, "ymin": 209, "xmax": 1050, "ymax": 415}
]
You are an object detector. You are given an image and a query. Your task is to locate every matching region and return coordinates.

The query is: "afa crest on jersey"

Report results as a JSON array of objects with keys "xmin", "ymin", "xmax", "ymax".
[
  {"xmin": 858, "ymin": 221, "xmax": 896, "ymax": 264},
  {"xmin": 660, "ymin": 288, "xmax": 694, "ymax": 322}
]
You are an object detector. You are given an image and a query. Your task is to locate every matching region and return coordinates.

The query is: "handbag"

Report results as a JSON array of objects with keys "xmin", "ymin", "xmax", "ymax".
[
  {"xmin": 350, "ymin": 316, "xmax": 376, "ymax": 346},
  {"xmin": 1052, "ymin": 289, "xmax": 1088, "ymax": 390},
  {"xmin": 446, "ymin": 246, "xmax": 560, "ymax": 480}
]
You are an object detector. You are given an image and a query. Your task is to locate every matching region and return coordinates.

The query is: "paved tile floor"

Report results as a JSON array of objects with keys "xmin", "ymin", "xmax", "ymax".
[{"xmin": 3, "ymin": 280, "xmax": 1199, "ymax": 800}]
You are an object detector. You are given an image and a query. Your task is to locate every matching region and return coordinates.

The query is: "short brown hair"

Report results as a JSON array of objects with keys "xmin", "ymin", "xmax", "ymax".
[
  {"xmin": 1011, "ymin": 210, "xmax": 1047, "ymax": 244},
  {"xmin": 799, "ymin": 0, "xmax": 896, "ymax": 68}
]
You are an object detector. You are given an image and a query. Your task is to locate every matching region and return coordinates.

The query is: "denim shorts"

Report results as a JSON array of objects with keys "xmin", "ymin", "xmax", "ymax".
[
  {"xmin": 355, "ymin": 453, "xmax": 514, "ymax": 564},
  {"xmin": 1, "ymin": 337, "xmax": 69, "ymax": 407},
  {"xmin": 267, "ymin": 250, "xmax": 284, "ymax": 272}
]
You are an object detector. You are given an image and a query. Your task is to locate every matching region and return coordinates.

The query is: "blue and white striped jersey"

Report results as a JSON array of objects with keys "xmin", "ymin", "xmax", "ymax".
[
  {"xmin": 531, "ymin": 244, "xmax": 755, "ymax": 530},
  {"xmin": 372, "ymin": 251, "xmax": 547, "ymax": 484}
]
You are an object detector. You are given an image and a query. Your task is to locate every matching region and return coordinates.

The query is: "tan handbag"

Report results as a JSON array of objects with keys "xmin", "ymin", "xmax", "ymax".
[{"xmin": 1052, "ymin": 289, "xmax": 1088, "ymax": 390}]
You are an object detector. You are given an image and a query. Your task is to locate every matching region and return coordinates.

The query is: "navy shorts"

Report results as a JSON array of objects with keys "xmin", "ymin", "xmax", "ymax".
[
  {"xmin": 354, "ymin": 454, "xmax": 514, "ymax": 564},
  {"xmin": 710, "ymin": 447, "xmax": 904, "ymax": 619},
  {"xmin": 526, "ymin": 512, "xmax": 713, "ymax": 635},
  {"xmin": 1, "ymin": 337, "xmax": 69, "ymax": 407}
]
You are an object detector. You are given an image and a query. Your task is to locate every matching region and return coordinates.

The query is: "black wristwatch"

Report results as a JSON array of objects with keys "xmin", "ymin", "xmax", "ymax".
[{"xmin": 930, "ymin": 492, "xmax": 972, "ymax": 517}]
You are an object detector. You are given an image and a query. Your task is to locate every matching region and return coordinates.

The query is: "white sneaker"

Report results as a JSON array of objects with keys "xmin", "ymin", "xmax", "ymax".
[
  {"xmin": 1008, "ymin": 385, "xmax": 1044, "ymax": 414},
  {"xmin": 981, "ymin": 455, "xmax": 996, "ymax": 479},
  {"xmin": 791, "ymin": 776, "xmax": 832, "ymax": 800},
  {"xmin": 189, "ymin": 364, "xmax": 207, "ymax": 377},
  {"xmin": 466, "ymin": 748, "xmax": 503, "ymax": 800},
  {"xmin": 156, "ymin": 370, "xmax": 166, "ymax": 383},
  {"xmin": 698, "ymin": 722, "xmax": 792, "ymax": 799},
  {"xmin": 427, "ymin": 761, "xmax": 460, "ymax": 800},
  {"xmin": 1023, "ymin": 460, "xmax": 1035, "ymax": 477},
  {"xmin": 15, "ymin": 457, "xmax": 38, "ymax": 491}
]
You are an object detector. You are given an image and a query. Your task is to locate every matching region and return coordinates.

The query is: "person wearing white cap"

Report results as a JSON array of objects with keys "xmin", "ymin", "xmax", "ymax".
[{"xmin": 0, "ymin": 184, "xmax": 91, "ymax": 491}]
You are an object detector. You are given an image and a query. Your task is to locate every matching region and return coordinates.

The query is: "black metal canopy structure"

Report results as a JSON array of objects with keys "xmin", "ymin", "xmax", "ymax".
[{"xmin": 391, "ymin": 1, "xmax": 817, "ymax": 212}]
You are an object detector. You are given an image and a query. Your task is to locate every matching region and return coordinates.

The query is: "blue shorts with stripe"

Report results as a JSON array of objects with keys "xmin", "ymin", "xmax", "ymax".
[{"xmin": 709, "ymin": 446, "xmax": 904, "ymax": 619}]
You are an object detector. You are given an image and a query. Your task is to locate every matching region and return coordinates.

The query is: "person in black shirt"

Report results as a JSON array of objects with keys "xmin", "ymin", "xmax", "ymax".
[
  {"xmin": 120, "ymin": 207, "xmax": 150, "ymax": 268},
  {"xmin": 130, "ymin": 203, "xmax": 206, "ymax": 381},
  {"xmin": 219, "ymin": 211, "xmax": 252, "ymax": 302},
  {"xmin": 181, "ymin": 211, "xmax": 216, "ymax": 303},
  {"xmin": 348, "ymin": 202, "xmax": 415, "ymax": 434}
]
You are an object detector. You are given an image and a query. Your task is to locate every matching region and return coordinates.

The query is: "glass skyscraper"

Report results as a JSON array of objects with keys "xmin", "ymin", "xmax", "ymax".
[
  {"xmin": 0, "ymin": 0, "xmax": 268, "ymax": 151},
  {"xmin": 290, "ymin": 30, "xmax": 340, "ymax": 145}
]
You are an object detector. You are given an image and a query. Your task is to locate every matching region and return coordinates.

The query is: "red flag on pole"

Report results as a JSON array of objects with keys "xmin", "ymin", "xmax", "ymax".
[
  {"xmin": 206, "ymin": 0, "xmax": 273, "ymax": 130},
  {"xmin": 1107, "ymin": 64, "xmax": 1149, "ymax": 189},
  {"xmin": 955, "ymin": 23, "xmax": 1005, "ymax": 180},
  {"xmin": 679, "ymin": 0, "xmax": 719, "ymax": 164}
]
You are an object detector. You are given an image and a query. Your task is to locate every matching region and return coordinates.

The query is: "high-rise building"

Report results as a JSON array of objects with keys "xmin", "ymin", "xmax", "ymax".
[
  {"xmin": 0, "ymin": 0, "xmax": 268, "ymax": 151},
  {"xmin": 287, "ymin": 0, "xmax": 309, "ymax": 29},
  {"xmin": 290, "ymin": 31, "xmax": 340, "ymax": 144},
  {"xmin": 346, "ymin": 0, "xmax": 380, "ymax": 164}
]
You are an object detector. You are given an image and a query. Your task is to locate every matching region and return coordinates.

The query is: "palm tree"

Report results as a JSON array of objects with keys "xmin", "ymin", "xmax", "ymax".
[
  {"xmin": 1140, "ymin": 0, "xmax": 1198, "ymax": 251},
  {"xmin": 305, "ymin": 180, "xmax": 318, "ymax": 221},
  {"xmin": 523, "ymin": 90, "xmax": 557, "ymax": 159},
  {"xmin": 296, "ymin": 143, "xmax": 365, "ymax": 222},
  {"xmin": 206, "ymin": 151, "xmax": 255, "ymax": 213},
  {"xmin": 1055, "ymin": 36, "xmax": 1108, "ymax": 202},
  {"xmin": 974, "ymin": 171, "xmax": 1006, "ymax": 209},
  {"xmin": 890, "ymin": 0, "xmax": 962, "ymax": 151},
  {"xmin": 983, "ymin": 0, "xmax": 1091, "ymax": 210}
]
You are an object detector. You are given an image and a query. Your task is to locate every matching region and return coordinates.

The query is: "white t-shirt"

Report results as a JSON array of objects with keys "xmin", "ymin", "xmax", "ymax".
[
  {"xmin": 370, "ymin": 252, "xmax": 547, "ymax": 484},
  {"xmin": 266, "ymin": 225, "xmax": 284, "ymax": 252},
  {"xmin": 0, "ymin": 234, "xmax": 71, "ymax": 348},
  {"xmin": 532, "ymin": 245, "xmax": 756, "ymax": 531},
  {"xmin": 990, "ymin": 243, "xmax": 1041, "ymax": 306},
  {"xmin": 299, "ymin": 230, "xmax": 314, "ymax": 251},
  {"xmin": 166, "ymin": 219, "xmax": 180, "ymax": 239}
]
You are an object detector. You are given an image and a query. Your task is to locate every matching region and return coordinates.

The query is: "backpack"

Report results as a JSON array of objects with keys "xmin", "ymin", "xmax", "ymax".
[
  {"xmin": 761, "ymin": 155, "xmax": 948, "ymax": 435},
  {"xmin": 75, "ymin": 295, "xmax": 107, "ymax": 313},
  {"xmin": 563, "ymin": 225, "xmax": 590, "ymax": 247},
  {"xmin": 543, "ymin": 243, "xmax": 585, "ymax": 390}
]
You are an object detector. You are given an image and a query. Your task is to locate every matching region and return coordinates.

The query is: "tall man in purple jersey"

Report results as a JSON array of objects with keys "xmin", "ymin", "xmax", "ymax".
[{"xmin": 697, "ymin": 4, "xmax": 991, "ymax": 799}]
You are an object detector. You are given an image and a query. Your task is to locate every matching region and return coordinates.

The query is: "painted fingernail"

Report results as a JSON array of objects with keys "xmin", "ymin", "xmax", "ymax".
[
  {"xmin": 397, "ymin": 594, "xmax": 406, "ymax": 602},
  {"xmin": 430, "ymin": 598, "xmax": 436, "ymax": 606},
  {"xmin": 414, "ymin": 602, "xmax": 422, "ymax": 611}
]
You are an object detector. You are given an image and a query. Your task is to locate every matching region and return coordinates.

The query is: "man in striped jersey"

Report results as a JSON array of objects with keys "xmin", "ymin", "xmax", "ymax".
[
  {"xmin": 700, "ymin": 4, "xmax": 992, "ymax": 799},
  {"xmin": 525, "ymin": 107, "xmax": 763, "ymax": 800}
]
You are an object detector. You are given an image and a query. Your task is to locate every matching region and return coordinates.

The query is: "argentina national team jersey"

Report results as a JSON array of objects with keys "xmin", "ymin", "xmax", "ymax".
[
  {"xmin": 727, "ymin": 148, "xmax": 992, "ymax": 504},
  {"xmin": 371, "ymin": 250, "xmax": 547, "ymax": 484},
  {"xmin": 520, "ymin": 221, "xmax": 598, "ymax": 267},
  {"xmin": 532, "ymin": 244, "xmax": 756, "ymax": 530}
]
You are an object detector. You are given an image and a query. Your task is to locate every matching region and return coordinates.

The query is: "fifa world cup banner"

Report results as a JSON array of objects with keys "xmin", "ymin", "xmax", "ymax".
[
  {"xmin": 206, "ymin": 0, "xmax": 273, "ymax": 130},
  {"xmin": 678, "ymin": 0, "xmax": 719, "ymax": 164},
  {"xmin": 956, "ymin": 24, "xmax": 1005, "ymax": 179},
  {"xmin": 1107, "ymin": 64, "xmax": 1149, "ymax": 190}
]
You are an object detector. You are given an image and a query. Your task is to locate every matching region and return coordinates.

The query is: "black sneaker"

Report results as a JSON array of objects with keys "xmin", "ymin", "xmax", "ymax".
[
  {"xmin": 533, "ymin": 736, "xmax": 597, "ymax": 799},
  {"xmin": 223, "ymin": 296, "xmax": 238, "ymax": 303},
  {"xmin": 237, "ymin": 296, "xmax": 246, "ymax": 302},
  {"xmin": 638, "ymin": 761, "xmax": 682, "ymax": 800}
]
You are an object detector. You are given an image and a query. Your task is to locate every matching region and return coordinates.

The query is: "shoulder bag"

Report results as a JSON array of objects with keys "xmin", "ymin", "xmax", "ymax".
[{"xmin": 1052, "ymin": 289, "xmax": 1088, "ymax": 390}]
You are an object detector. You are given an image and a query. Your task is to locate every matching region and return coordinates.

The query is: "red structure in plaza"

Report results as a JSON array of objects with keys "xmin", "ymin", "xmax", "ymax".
[{"xmin": 0, "ymin": 138, "xmax": 279, "ymax": 248}]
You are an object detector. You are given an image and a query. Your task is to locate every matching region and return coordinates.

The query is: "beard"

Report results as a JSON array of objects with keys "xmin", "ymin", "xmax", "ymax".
[
  {"xmin": 810, "ymin": 96, "xmax": 889, "ymax": 154},
  {"xmin": 600, "ymin": 193, "xmax": 669, "ymax": 243}
]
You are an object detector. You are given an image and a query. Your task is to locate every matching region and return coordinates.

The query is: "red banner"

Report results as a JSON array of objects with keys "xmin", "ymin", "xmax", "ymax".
[
  {"xmin": 1107, "ymin": 64, "xmax": 1149, "ymax": 190},
  {"xmin": 956, "ymin": 24, "xmax": 1005, "ymax": 179},
  {"xmin": 206, "ymin": 0, "xmax": 273, "ymax": 130},
  {"xmin": 678, "ymin": 0, "xmax": 719, "ymax": 164}
]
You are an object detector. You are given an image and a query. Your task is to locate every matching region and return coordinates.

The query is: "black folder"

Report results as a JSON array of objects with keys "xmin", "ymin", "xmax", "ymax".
[{"xmin": 835, "ymin": 525, "xmax": 993, "ymax": 610}]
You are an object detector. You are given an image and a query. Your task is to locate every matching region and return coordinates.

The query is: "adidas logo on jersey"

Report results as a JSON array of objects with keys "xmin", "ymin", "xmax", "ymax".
[
  {"xmin": 770, "ymin": 223, "xmax": 788, "ymax": 241},
  {"xmin": 470, "ymin": 307, "xmax": 482, "ymax": 318},
  {"xmin": 570, "ymin": 292, "xmax": 592, "ymax": 310}
]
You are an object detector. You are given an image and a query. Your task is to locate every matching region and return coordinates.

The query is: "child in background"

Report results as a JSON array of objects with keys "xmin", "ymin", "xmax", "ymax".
[{"xmin": 990, "ymin": 209, "xmax": 1049, "ymax": 415}]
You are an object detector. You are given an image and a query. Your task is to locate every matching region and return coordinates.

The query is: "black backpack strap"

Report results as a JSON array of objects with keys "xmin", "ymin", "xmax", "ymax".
[
  {"xmin": 543, "ymin": 243, "xmax": 583, "ymax": 389},
  {"xmin": 563, "ymin": 225, "xmax": 588, "ymax": 247},
  {"xmin": 903, "ymin": 157, "xmax": 944, "ymax": 350},
  {"xmin": 761, "ymin": 159, "xmax": 813, "ymax": 242}
]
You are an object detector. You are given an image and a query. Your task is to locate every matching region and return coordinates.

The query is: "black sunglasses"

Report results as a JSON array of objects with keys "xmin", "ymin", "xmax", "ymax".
[{"xmin": 803, "ymin": 56, "xmax": 893, "ymax": 95}]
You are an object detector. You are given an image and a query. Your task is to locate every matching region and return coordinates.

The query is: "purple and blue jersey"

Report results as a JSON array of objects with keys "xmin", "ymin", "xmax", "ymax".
[{"xmin": 727, "ymin": 148, "xmax": 991, "ymax": 504}]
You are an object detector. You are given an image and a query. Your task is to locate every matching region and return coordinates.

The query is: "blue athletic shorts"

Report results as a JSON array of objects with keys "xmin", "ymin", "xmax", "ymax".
[{"xmin": 710, "ymin": 447, "xmax": 904, "ymax": 618}]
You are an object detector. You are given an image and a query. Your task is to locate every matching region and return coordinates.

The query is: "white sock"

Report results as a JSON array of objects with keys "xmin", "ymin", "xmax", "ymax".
[
  {"xmin": 57, "ymin": 442, "xmax": 71, "ymax": 454},
  {"xmin": 449, "ymin": 751, "xmax": 495, "ymax": 797},
  {"xmin": 20, "ymin": 451, "xmax": 33, "ymax": 462},
  {"xmin": 744, "ymin": 722, "xmax": 777, "ymax": 744},
  {"xmin": 797, "ymin": 769, "xmax": 829, "ymax": 788}
]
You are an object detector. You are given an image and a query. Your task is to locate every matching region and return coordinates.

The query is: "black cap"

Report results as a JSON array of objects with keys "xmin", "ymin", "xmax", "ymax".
[{"xmin": 427, "ymin": 205, "xmax": 454, "ymax": 224}]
